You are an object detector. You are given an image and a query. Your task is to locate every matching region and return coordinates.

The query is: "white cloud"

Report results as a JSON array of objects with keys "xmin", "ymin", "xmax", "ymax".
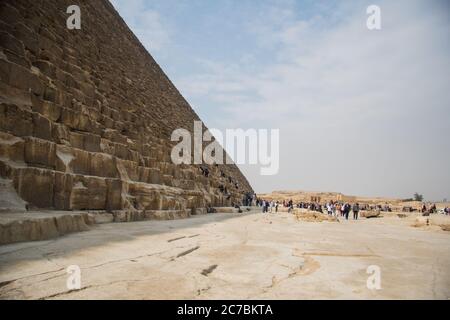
[
  {"xmin": 176, "ymin": 0, "xmax": 450, "ymax": 200},
  {"xmin": 110, "ymin": 0, "xmax": 171, "ymax": 52}
]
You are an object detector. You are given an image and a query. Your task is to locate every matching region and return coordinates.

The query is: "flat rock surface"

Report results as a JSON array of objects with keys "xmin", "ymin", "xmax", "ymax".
[{"xmin": 0, "ymin": 210, "xmax": 449, "ymax": 299}]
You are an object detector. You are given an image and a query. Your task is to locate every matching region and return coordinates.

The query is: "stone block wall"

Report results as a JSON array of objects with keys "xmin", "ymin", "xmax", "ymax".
[{"xmin": 0, "ymin": 0, "xmax": 253, "ymax": 214}]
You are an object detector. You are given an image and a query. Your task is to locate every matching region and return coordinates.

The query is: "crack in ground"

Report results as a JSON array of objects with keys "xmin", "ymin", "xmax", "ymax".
[
  {"xmin": 0, "ymin": 248, "xmax": 175, "ymax": 296},
  {"xmin": 201, "ymin": 264, "xmax": 218, "ymax": 276},
  {"xmin": 168, "ymin": 236, "xmax": 186, "ymax": 242},
  {"xmin": 174, "ymin": 246, "xmax": 200, "ymax": 259},
  {"xmin": 37, "ymin": 279, "xmax": 142, "ymax": 300}
]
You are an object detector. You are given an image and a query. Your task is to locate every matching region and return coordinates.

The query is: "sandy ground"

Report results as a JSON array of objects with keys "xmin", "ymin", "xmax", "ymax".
[{"xmin": 0, "ymin": 210, "xmax": 449, "ymax": 300}]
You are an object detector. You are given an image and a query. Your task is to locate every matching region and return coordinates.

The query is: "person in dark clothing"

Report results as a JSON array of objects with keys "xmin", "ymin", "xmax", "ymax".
[
  {"xmin": 288, "ymin": 199, "xmax": 293, "ymax": 213},
  {"xmin": 352, "ymin": 203, "xmax": 360, "ymax": 220},
  {"xmin": 344, "ymin": 203, "xmax": 350, "ymax": 220}
]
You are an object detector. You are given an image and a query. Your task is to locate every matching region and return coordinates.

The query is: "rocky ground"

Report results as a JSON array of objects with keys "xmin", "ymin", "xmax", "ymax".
[{"xmin": 0, "ymin": 209, "xmax": 449, "ymax": 299}]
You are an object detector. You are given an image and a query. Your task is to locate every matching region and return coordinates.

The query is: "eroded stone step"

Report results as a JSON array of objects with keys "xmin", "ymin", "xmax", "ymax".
[{"xmin": 0, "ymin": 211, "xmax": 94, "ymax": 245}]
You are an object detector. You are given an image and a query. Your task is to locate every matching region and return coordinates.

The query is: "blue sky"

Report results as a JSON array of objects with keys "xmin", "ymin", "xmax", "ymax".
[{"xmin": 110, "ymin": 0, "xmax": 450, "ymax": 201}]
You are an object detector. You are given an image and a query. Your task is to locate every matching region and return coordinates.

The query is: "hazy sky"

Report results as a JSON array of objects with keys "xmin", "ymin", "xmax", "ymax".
[{"xmin": 110, "ymin": 0, "xmax": 450, "ymax": 201}]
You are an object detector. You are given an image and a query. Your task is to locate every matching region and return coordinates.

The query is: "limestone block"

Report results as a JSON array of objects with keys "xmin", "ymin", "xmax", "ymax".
[
  {"xmin": 106, "ymin": 178, "xmax": 126, "ymax": 211},
  {"xmin": 12, "ymin": 167, "xmax": 54, "ymax": 208},
  {"xmin": 24, "ymin": 137, "xmax": 56, "ymax": 168},
  {"xmin": 0, "ymin": 212, "xmax": 92, "ymax": 245},
  {"xmin": 32, "ymin": 112, "xmax": 53, "ymax": 141},
  {"xmin": 69, "ymin": 131, "xmax": 84, "ymax": 149},
  {"xmin": 112, "ymin": 210, "xmax": 145, "ymax": 223},
  {"xmin": 160, "ymin": 195, "xmax": 186, "ymax": 210},
  {"xmin": 69, "ymin": 176, "xmax": 107, "ymax": 210},
  {"xmin": 3, "ymin": 59, "xmax": 44, "ymax": 95},
  {"xmin": 148, "ymin": 168, "xmax": 161, "ymax": 184},
  {"xmin": 13, "ymin": 22, "xmax": 39, "ymax": 54},
  {"xmin": 52, "ymin": 123, "xmax": 70, "ymax": 145},
  {"xmin": 70, "ymin": 148, "xmax": 90, "ymax": 175},
  {"xmin": 138, "ymin": 166, "xmax": 152, "ymax": 184},
  {"xmin": 83, "ymin": 133, "xmax": 101, "ymax": 152},
  {"xmin": 113, "ymin": 142, "xmax": 128, "ymax": 160},
  {"xmin": 116, "ymin": 158, "xmax": 139, "ymax": 181},
  {"xmin": 31, "ymin": 96, "xmax": 61, "ymax": 122},
  {"xmin": 54, "ymin": 172, "xmax": 73, "ymax": 210},
  {"xmin": 90, "ymin": 212, "xmax": 114, "ymax": 224},
  {"xmin": 0, "ymin": 104, "xmax": 33, "ymax": 137},
  {"xmin": 90, "ymin": 152, "xmax": 117, "ymax": 178},
  {"xmin": 0, "ymin": 31, "xmax": 25, "ymax": 57},
  {"xmin": 0, "ymin": 132, "xmax": 24, "ymax": 161},
  {"xmin": 193, "ymin": 208, "xmax": 207, "ymax": 215},
  {"xmin": 54, "ymin": 214, "xmax": 89, "ymax": 234},
  {"xmin": 143, "ymin": 156, "xmax": 158, "ymax": 168},
  {"xmin": 162, "ymin": 174, "xmax": 173, "ymax": 186},
  {"xmin": 360, "ymin": 210, "xmax": 381, "ymax": 218},
  {"xmin": 186, "ymin": 195, "xmax": 204, "ymax": 209},
  {"xmin": 128, "ymin": 183, "xmax": 160, "ymax": 210},
  {"xmin": 33, "ymin": 59, "xmax": 56, "ymax": 79},
  {"xmin": 61, "ymin": 107, "xmax": 93, "ymax": 132},
  {"xmin": 0, "ymin": 177, "xmax": 28, "ymax": 212}
]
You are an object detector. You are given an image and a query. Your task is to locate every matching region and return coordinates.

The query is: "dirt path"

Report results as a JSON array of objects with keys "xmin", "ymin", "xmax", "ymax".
[{"xmin": 0, "ymin": 211, "xmax": 449, "ymax": 299}]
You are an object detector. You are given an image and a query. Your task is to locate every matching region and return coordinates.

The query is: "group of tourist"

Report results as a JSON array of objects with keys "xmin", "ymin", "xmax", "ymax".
[
  {"xmin": 422, "ymin": 204, "xmax": 437, "ymax": 214},
  {"xmin": 421, "ymin": 204, "xmax": 450, "ymax": 215},
  {"xmin": 257, "ymin": 200, "xmax": 280, "ymax": 213},
  {"xmin": 254, "ymin": 199, "xmax": 361, "ymax": 220},
  {"xmin": 242, "ymin": 193, "xmax": 256, "ymax": 207},
  {"xmin": 325, "ymin": 202, "xmax": 360, "ymax": 220}
]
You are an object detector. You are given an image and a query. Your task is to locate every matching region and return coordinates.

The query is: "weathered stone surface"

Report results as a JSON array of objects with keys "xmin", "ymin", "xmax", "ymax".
[
  {"xmin": 360, "ymin": 210, "xmax": 381, "ymax": 218},
  {"xmin": 0, "ymin": 0, "xmax": 253, "ymax": 222},
  {"xmin": 0, "ymin": 177, "xmax": 27, "ymax": 212},
  {"xmin": 0, "ymin": 211, "xmax": 93, "ymax": 245}
]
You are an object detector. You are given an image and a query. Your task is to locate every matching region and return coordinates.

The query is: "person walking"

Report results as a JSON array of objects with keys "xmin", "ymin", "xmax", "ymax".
[
  {"xmin": 326, "ymin": 202, "xmax": 333, "ymax": 216},
  {"xmin": 344, "ymin": 203, "xmax": 350, "ymax": 220},
  {"xmin": 352, "ymin": 203, "xmax": 360, "ymax": 220}
]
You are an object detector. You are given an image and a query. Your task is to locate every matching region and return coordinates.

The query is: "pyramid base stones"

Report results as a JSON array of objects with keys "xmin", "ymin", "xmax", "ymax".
[
  {"xmin": 0, "ymin": 211, "xmax": 94, "ymax": 245},
  {"xmin": 0, "ymin": 0, "xmax": 254, "ymax": 246},
  {"xmin": 111, "ymin": 209, "xmax": 191, "ymax": 223}
]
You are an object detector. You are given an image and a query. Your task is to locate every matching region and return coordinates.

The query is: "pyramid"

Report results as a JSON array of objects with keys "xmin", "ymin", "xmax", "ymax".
[{"xmin": 0, "ymin": 0, "xmax": 253, "ymax": 219}]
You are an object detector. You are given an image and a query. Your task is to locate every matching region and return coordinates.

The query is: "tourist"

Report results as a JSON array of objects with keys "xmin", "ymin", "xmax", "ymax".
[
  {"xmin": 275, "ymin": 201, "xmax": 279, "ymax": 213},
  {"xmin": 430, "ymin": 204, "xmax": 437, "ymax": 214},
  {"xmin": 327, "ymin": 203, "xmax": 333, "ymax": 216},
  {"xmin": 336, "ymin": 203, "xmax": 341, "ymax": 217},
  {"xmin": 343, "ymin": 203, "xmax": 350, "ymax": 220},
  {"xmin": 288, "ymin": 199, "xmax": 293, "ymax": 213},
  {"xmin": 353, "ymin": 203, "xmax": 360, "ymax": 220}
]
